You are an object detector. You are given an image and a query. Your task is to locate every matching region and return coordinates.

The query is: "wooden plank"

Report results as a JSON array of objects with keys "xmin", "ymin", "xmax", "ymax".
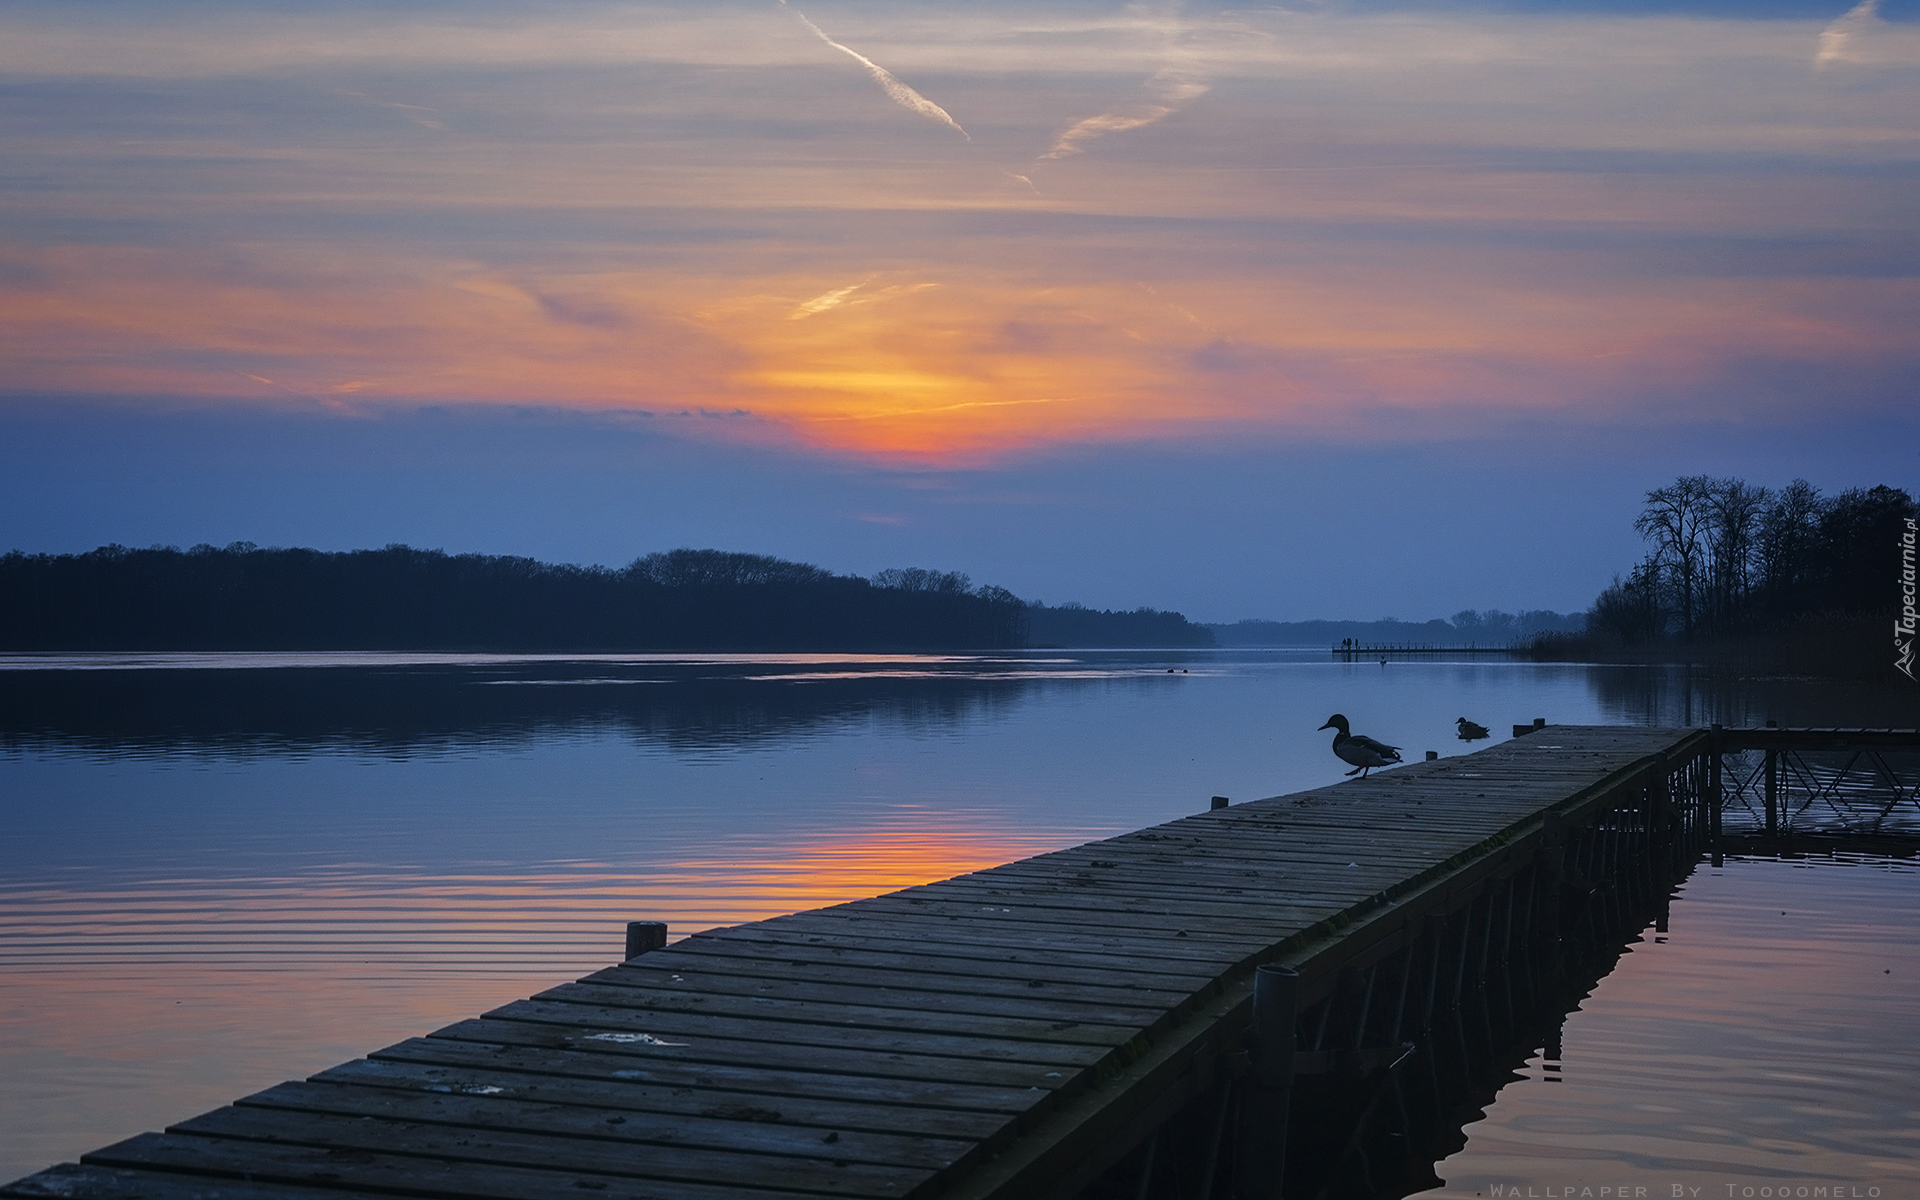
[
  {"xmin": 834, "ymin": 893, "xmax": 1333, "ymax": 938},
  {"xmin": 314, "ymin": 1056, "xmax": 1003, "ymax": 1143},
  {"xmin": 1, "ymin": 1163, "xmax": 390, "ymax": 1200},
  {"xmin": 582, "ymin": 950, "xmax": 1203, "ymax": 1008},
  {"xmin": 482, "ymin": 999, "xmax": 1121, "ymax": 1064},
  {"xmin": 752, "ymin": 905, "xmax": 1255, "ymax": 951},
  {"xmin": 972, "ymin": 853, "xmax": 1428, "ymax": 892},
  {"xmin": 920, "ymin": 867, "xmax": 1383, "ymax": 909},
  {"xmin": 166, "ymin": 1105, "xmax": 934, "ymax": 1198},
  {"xmin": 236, "ymin": 1080, "xmax": 974, "ymax": 1176},
  {"xmin": 722, "ymin": 913, "xmax": 1254, "ymax": 969},
  {"xmin": 427, "ymin": 1016, "xmax": 1085, "ymax": 1090},
  {"xmin": 360, "ymin": 1037, "xmax": 1038, "ymax": 1123},
  {"xmin": 570, "ymin": 963, "xmax": 1177, "ymax": 1028},
  {"xmin": 691, "ymin": 920, "xmax": 1235, "ymax": 975},
  {"xmin": 524, "ymin": 980, "xmax": 1156, "ymax": 1044},
  {"xmin": 84, "ymin": 1131, "xmax": 825, "ymax": 1200}
]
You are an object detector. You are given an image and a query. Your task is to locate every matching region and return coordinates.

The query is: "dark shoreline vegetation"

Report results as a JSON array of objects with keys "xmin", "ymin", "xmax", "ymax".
[
  {"xmin": 0, "ymin": 544, "xmax": 1220, "ymax": 651},
  {"xmin": 1526, "ymin": 477, "xmax": 1915, "ymax": 685}
]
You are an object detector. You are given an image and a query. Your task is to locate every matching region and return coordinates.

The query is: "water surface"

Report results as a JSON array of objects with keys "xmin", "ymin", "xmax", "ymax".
[{"xmin": 2, "ymin": 650, "xmax": 1915, "ymax": 1186}]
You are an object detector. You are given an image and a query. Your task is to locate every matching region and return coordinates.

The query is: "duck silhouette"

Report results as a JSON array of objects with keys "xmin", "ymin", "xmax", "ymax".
[
  {"xmin": 1319, "ymin": 714, "xmax": 1402, "ymax": 778},
  {"xmin": 1456, "ymin": 717, "xmax": 1491, "ymax": 741}
]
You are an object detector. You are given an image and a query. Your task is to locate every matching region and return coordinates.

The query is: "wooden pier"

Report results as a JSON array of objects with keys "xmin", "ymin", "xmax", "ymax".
[{"xmin": 7, "ymin": 725, "xmax": 1902, "ymax": 1200}]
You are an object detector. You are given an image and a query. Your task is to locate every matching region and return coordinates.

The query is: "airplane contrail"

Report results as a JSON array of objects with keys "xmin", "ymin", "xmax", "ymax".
[{"xmin": 778, "ymin": 1, "xmax": 970, "ymax": 140}]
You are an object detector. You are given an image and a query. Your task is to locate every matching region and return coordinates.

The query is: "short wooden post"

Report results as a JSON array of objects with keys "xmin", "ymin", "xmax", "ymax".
[
  {"xmin": 1533, "ymin": 717, "xmax": 1546, "ymax": 730},
  {"xmin": 1425, "ymin": 750, "xmax": 1438, "ymax": 761},
  {"xmin": 1513, "ymin": 724, "xmax": 1531, "ymax": 738},
  {"xmin": 1212, "ymin": 796, "xmax": 1231, "ymax": 810},
  {"xmin": 1237, "ymin": 964, "xmax": 1299, "ymax": 1199},
  {"xmin": 625, "ymin": 921, "xmax": 668, "ymax": 959}
]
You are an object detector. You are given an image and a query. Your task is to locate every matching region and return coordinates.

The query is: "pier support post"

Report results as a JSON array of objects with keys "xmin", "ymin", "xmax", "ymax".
[
  {"xmin": 1649, "ymin": 753, "xmax": 1671, "ymax": 849},
  {"xmin": 1708, "ymin": 725, "xmax": 1723, "ymax": 859},
  {"xmin": 1236, "ymin": 964, "xmax": 1299, "ymax": 1200},
  {"xmin": 1538, "ymin": 812, "xmax": 1564, "ymax": 947},
  {"xmin": 625, "ymin": 921, "xmax": 668, "ymax": 959},
  {"xmin": 1763, "ymin": 721, "xmax": 1780, "ymax": 837}
]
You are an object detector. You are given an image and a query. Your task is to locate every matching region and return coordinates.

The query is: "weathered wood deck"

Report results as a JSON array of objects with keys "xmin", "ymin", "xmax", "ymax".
[{"xmin": 4, "ymin": 725, "xmax": 1707, "ymax": 1200}]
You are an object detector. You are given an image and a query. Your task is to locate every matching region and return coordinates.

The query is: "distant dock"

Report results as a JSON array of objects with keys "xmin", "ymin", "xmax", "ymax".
[
  {"xmin": 1331, "ymin": 641, "xmax": 1522, "ymax": 659},
  {"xmin": 8, "ymin": 726, "xmax": 1916, "ymax": 1200}
]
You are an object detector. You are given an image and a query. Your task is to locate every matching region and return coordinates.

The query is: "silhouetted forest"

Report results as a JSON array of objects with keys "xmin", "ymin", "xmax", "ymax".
[
  {"xmin": 0, "ymin": 545, "xmax": 1029, "ymax": 651},
  {"xmin": 1586, "ymin": 478, "xmax": 1912, "ymax": 643},
  {"xmin": 1535, "ymin": 477, "xmax": 1915, "ymax": 681}
]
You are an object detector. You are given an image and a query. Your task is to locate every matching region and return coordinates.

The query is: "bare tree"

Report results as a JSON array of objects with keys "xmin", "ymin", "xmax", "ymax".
[
  {"xmin": 1634, "ymin": 475, "xmax": 1714, "ymax": 638},
  {"xmin": 1755, "ymin": 479, "xmax": 1822, "ymax": 620},
  {"xmin": 1705, "ymin": 478, "xmax": 1767, "ymax": 634}
]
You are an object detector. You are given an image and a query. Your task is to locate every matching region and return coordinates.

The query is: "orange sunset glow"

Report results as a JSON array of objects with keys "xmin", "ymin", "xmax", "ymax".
[{"xmin": 4, "ymin": 1, "xmax": 1915, "ymax": 467}]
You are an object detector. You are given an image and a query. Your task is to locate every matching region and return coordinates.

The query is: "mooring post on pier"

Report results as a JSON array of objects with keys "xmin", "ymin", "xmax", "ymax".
[
  {"xmin": 624, "ymin": 921, "xmax": 667, "ymax": 959},
  {"xmin": 1213, "ymin": 795, "xmax": 1231, "ymax": 811},
  {"xmin": 1237, "ymin": 963, "xmax": 1300, "ymax": 1199}
]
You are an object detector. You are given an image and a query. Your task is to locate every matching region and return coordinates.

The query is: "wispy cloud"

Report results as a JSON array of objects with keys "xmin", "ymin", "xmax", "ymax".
[
  {"xmin": 337, "ymin": 90, "xmax": 447, "ymax": 132},
  {"xmin": 1042, "ymin": 6, "xmax": 1208, "ymax": 161},
  {"xmin": 790, "ymin": 281, "xmax": 867, "ymax": 319},
  {"xmin": 776, "ymin": 1, "xmax": 970, "ymax": 140},
  {"xmin": 788, "ymin": 280, "xmax": 937, "ymax": 320},
  {"xmin": 1816, "ymin": 0, "xmax": 1888, "ymax": 66}
]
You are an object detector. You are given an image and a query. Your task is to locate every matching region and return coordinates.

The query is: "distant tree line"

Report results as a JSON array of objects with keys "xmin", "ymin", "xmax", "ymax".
[
  {"xmin": 1027, "ymin": 601, "xmax": 1216, "ymax": 648},
  {"xmin": 0, "ymin": 544, "xmax": 1030, "ymax": 651},
  {"xmin": 1588, "ymin": 476, "xmax": 1914, "ymax": 645}
]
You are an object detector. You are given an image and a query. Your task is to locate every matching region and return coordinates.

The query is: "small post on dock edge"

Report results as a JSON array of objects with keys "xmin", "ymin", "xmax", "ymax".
[
  {"xmin": 1236, "ymin": 963, "xmax": 1299, "ymax": 1199},
  {"xmin": 625, "ymin": 921, "xmax": 668, "ymax": 960},
  {"xmin": 1213, "ymin": 796, "xmax": 1231, "ymax": 811},
  {"xmin": 1425, "ymin": 750, "xmax": 1438, "ymax": 761}
]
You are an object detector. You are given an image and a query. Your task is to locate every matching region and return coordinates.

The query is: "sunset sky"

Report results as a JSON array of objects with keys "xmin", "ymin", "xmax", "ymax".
[{"xmin": 3, "ymin": 0, "xmax": 1915, "ymax": 621}]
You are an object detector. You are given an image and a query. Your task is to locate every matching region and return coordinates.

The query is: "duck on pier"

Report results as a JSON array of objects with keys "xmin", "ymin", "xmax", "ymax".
[
  {"xmin": 1319, "ymin": 714, "xmax": 1402, "ymax": 778},
  {"xmin": 1456, "ymin": 717, "xmax": 1491, "ymax": 741}
]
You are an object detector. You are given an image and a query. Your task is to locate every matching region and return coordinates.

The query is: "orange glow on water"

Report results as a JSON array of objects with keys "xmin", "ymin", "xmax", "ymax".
[{"xmin": 663, "ymin": 819, "xmax": 1064, "ymax": 916}]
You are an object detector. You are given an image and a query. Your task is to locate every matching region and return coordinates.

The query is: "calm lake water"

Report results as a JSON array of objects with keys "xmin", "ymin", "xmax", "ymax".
[{"xmin": 1, "ymin": 649, "xmax": 1916, "ymax": 1189}]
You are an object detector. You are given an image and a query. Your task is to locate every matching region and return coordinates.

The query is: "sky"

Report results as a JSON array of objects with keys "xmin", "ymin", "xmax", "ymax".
[{"xmin": 1, "ymin": 0, "xmax": 1915, "ymax": 622}]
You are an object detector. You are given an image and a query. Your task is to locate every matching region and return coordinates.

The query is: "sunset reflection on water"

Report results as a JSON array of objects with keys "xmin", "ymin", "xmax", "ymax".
[{"xmin": 0, "ymin": 811, "xmax": 1073, "ymax": 1181}]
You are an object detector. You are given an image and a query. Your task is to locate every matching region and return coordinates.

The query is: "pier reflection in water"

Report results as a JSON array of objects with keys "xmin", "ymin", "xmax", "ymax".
[
  {"xmin": 1073, "ymin": 846, "xmax": 1917, "ymax": 1200},
  {"xmin": 1414, "ymin": 847, "xmax": 1919, "ymax": 1200}
]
